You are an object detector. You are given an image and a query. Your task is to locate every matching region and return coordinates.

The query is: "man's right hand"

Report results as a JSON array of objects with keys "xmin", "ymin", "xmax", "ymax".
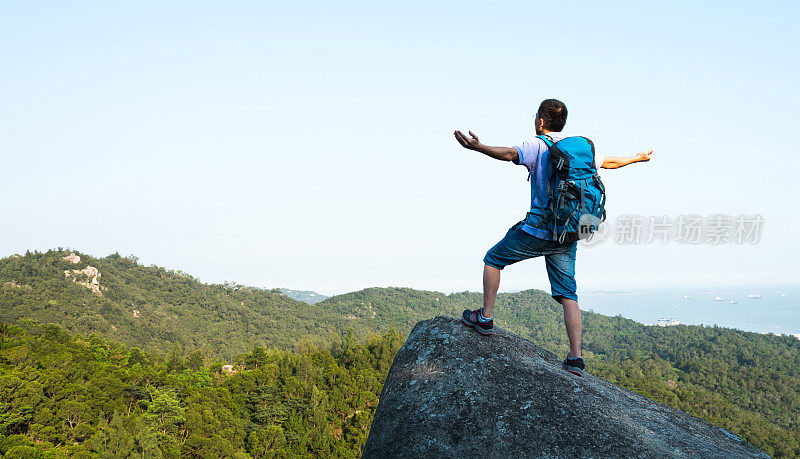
[
  {"xmin": 453, "ymin": 130, "xmax": 518, "ymax": 162},
  {"xmin": 454, "ymin": 130, "xmax": 482, "ymax": 150}
]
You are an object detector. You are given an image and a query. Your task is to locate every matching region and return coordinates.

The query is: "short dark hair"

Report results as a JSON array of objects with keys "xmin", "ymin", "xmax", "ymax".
[{"xmin": 537, "ymin": 99, "xmax": 568, "ymax": 132}]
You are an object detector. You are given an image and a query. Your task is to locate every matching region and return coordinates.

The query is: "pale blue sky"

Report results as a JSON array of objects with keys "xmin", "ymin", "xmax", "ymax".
[{"xmin": 2, "ymin": 1, "xmax": 799, "ymax": 295}]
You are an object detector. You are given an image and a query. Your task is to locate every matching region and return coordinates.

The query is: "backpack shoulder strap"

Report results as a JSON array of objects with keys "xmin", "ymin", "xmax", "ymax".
[
  {"xmin": 536, "ymin": 134, "xmax": 555, "ymax": 147},
  {"xmin": 580, "ymin": 136, "xmax": 598, "ymax": 172}
]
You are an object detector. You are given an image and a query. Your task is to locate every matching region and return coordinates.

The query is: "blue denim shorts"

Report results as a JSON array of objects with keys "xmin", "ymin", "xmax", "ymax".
[{"xmin": 483, "ymin": 221, "xmax": 578, "ymax": 301}]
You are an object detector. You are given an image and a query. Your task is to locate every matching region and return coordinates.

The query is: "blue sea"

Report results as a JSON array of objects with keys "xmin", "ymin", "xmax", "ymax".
[{"xmin": 581, "ymin": 284, "xmax": 800, "ymax": 337}]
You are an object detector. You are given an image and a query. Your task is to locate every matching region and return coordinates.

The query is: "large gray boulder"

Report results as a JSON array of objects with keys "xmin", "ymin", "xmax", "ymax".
[{"xmin": 363, "ymin": 316, "xmax": 768, "ymax": 458}]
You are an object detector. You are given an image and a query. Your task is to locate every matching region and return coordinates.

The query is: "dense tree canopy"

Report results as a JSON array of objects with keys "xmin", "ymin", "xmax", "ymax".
[
  {"xmin": 1, "ymin": 250, "xmax": 798, "ymax": 456},
  {"xmin": 0, "ymin": 322, "xmax": 402, "ymax": 457}
]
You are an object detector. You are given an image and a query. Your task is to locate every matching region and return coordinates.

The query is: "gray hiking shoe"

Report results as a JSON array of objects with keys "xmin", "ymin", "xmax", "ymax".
[
  {"xmin": 461, "ymin": 308, "xmax": 494, "ymax": 335},
  {"xmin": 563, "ymin": 355, "xmax": 586, "ymax": 376}
]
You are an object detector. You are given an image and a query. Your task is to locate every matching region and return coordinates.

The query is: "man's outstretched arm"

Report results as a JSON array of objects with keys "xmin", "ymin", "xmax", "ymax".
[
  {"xmin": 601, "ymin": 150, "xmax": 653, "ymax": 169},
  {"xmin": 454, "ymin": 130, "xmax": 518, "ymax": 162}
]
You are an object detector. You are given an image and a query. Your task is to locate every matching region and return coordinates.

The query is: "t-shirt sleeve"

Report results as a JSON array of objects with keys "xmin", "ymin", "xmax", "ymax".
[
  {"xmin": 513, "ymin": 140, "xmax": 543, "ymax": 170},
  {"xmin": 594, "ymin": 153, "xmax": 605, "ymax": 171}
]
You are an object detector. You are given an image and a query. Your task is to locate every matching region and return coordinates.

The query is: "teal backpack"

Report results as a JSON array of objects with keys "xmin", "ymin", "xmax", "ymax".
[{"xmin": 529, "ymin": 134, "xmax": 606, "ymax": 243}]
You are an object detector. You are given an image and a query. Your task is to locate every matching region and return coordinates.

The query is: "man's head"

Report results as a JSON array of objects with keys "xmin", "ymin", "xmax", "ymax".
[{"xmin": 535, "ymin": 99, "xmax": 568, "ymax": 135}]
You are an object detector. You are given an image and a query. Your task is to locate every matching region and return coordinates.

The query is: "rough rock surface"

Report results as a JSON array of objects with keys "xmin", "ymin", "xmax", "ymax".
[
  {"xmin": 62, "ymin": 253, "xmax": 81, "ymax": 264},
  {"xmin": 363, "ymin": 316, "xmax": 767, "ymax": 458},
  {"xmin": 64, "ymin": 266, "xmax": 105, "ymax": 296}
]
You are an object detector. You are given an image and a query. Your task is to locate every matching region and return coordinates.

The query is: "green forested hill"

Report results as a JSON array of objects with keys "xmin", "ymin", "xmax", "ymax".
[
  {"xmin": 0, "ymin": 252, "xmax": 476, "ymax": 359},
  {"xmin": 0, "ymin": 250, "xmax": 360, "ymax": 359},
  {"xmin": 1, "ymin": 249, "xmax": 799, "ymax": 456}
]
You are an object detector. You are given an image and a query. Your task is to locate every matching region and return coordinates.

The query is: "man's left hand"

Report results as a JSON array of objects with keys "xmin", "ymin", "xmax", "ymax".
[{"xmin": 635, "ymin": 150, "xmax": 654, "ymax": 162}]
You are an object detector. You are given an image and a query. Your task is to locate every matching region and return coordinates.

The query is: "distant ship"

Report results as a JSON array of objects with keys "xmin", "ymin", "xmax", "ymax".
[
  {"xmin": 729, "ymin": 300, "xmax": 737, "ymax": 304},
  {"xmin": 714, "ymin": 296, "xmax": 725, "ymax": 301},
  {"xmin": 748, "ymin": 294, "xmax": 763, "ymax": 299},
  {"xmin": 781, "ymin": 294, "xmax": 788, "ymax": 297},
  {"xmin": 682, "ymin": 295, "xmax": 692, "ymax": 299},
  {"xmin": 698, "ymin": 291, "xmax": 714, "ymax": 294}
]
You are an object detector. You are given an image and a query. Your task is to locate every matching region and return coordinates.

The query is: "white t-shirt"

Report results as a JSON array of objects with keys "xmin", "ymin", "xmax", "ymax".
[
  {"xmin": 513, "ymin": 133, "xmax": 604, "ymax": 240},
  {"xmin": 515, "ymin": 133, "xmax": 604, "ymax": 174}
]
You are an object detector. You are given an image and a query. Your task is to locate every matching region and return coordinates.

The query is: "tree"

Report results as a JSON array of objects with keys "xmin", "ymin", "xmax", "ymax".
[
  {"xmin": 142, "ymin": 390, "xmax": 185, "ymax": 434},
  {"xmin": 128, "ymin": 348, "xmax": 147, "ymax": 366},
  {"xmin": 247, "ymin": 425, "xmax": 288, "ymax": 458},
  {"xmin": 187, "ymin": 350, "xmax": 204, "ymax": 371},
  {"xmin": 88, "ymin": 412, "xmax": 134, "ymax": 458},
  {"xmin": 166, "ymin": 347, "xmax": 185, "ymax": 373}
]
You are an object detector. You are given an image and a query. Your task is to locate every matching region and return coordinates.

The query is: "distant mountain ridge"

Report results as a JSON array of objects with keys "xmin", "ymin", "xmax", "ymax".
[{"xmin": 279, "ymin": 288, "xmax": 328, "ymax": 304}]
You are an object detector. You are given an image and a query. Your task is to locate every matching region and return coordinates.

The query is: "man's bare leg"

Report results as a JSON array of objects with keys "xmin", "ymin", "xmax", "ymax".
[
  {"xmin": 556, "ymin": 296, "xmax": 582, "ymax": 358},
  {"xmin": 482, "ymin": 264, "xmax": 501, "ymax": 318},
  {"xmin": 482, "ymin": 265, "xmax": 581, "ymax": 357}
]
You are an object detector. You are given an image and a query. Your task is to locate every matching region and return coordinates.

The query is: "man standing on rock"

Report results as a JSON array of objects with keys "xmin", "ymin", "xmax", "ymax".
[{"xmin": 453, "ymin": 99, "xmax": 653, "ymax": 376}]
